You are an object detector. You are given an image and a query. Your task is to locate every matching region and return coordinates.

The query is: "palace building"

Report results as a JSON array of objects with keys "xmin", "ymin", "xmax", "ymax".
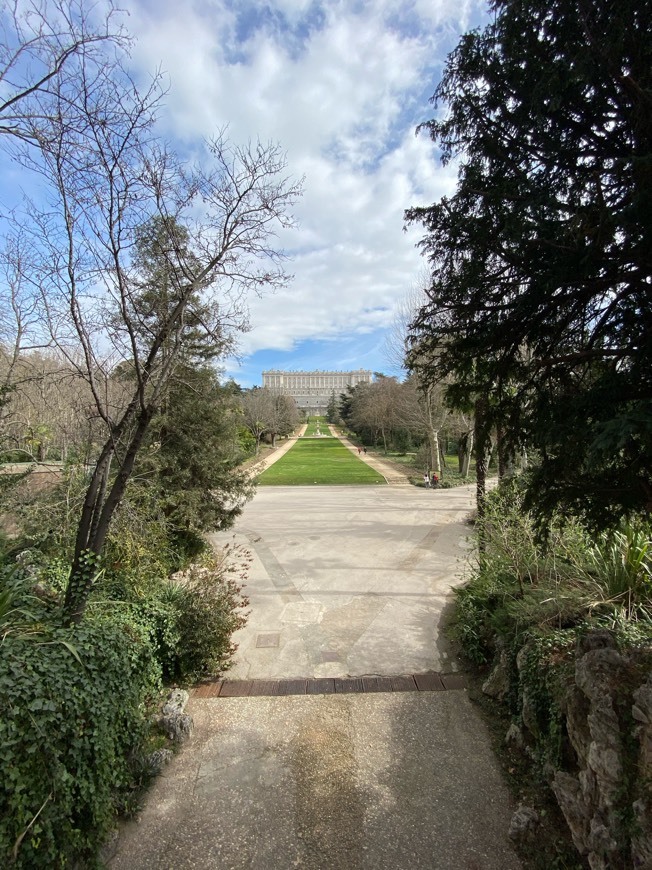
[{"xmin": 262, "ymin": 369, "xmax": 372, "ymax": 415}]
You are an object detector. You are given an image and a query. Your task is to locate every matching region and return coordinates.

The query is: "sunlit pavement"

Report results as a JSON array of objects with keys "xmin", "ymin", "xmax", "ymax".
[
  {"xmin": 107, "ymin": 483, "xmax": 522, "ymax": 870},
  {"xmin": 210, "ymin": 483, "xmax": 475, "ymax": 679}
]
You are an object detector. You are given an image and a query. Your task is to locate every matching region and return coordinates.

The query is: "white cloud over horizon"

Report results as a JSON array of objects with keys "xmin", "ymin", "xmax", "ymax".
[{"xmin": 125, "ymin": 0, "xmax": 488, "ymax": 372}]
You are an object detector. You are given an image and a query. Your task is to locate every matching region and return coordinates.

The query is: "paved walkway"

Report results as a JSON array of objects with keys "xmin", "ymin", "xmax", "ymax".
[
  {"xmin": 331, "ymin": 429, "xmax": 412, "ymax": 485},
  {"xmin": 109, "ymin": 693, "xmax": 520, "ymax": 870},
  {"xmin": 108, "ymin": 482, "xmax": 522, "ymax": 870},
  {"xmin": 244, "ymin": 423, "xmax": 308, "ymax": 477},
  {"xmin": 208, "ymin": 485, "xmax": 474, "ymax": 678}
]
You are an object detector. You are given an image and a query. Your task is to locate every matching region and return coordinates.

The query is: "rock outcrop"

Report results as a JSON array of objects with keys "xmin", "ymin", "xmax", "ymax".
[
  {"xmin": 505, "ymin": 631, "xmax": 652, "ymax": 869},
  {"xmin": 159, "ymin": 688, "xmax": 194, "ymax": 744}
]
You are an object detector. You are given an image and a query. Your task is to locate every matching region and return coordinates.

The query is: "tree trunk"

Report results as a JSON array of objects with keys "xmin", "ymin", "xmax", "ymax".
[
  {"xmin": 497, "ymin": 426, "xmax": 515, "ymax": 479},
  {"xmin": 71, "ymin": 447, "xmax": 113, "ymax": 566},
  {"xmin": 427, "ymin": 426, "xmax": 441, "ymax": 476},
  {"xmin": 461, "ymin": 431, "xmax": 474, "ymax": 478},
  {"xmin": 496, "ymin": 426, "xmax": 505, "ymax": 478},
  {"xmin": 63, "ymin": 408, "xmax": 153, "ymax": 624},
  {"xmin": 474, "ymin": 395, "xmax": 491, "ymax": 550}
]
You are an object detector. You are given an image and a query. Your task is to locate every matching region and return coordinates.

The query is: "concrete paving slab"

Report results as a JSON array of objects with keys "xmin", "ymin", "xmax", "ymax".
[
  {"xmin": 210, "ymin": 484, "xmax": 475, "ymax": 679},
  {"xmin": 108, "ymin": 693, "xmax": 521, "ymax": 870}
]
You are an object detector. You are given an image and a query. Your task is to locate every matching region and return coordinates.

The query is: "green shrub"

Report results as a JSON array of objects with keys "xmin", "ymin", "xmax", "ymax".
[
  {"xmin": 1, "ymin": 563, "xmax": 43, "ymax": 641},
  {"xmin": 0, "ymin": 442, "xmax": 251, "ymax": 867},
  {"xmin": 85, "ymin": 547, "xmax": 250, "ymax": 685},
  {"xmin": 165, "ymin": 548, "xmax": 250, "ymax": 682},
  {"xmin": 452, "ymin": 576, "xmax": 514, "ymax": 665},
  {"xmin": 0, "ymin": 614, "xmax": 161, "ymax": 868},
  {"xmin": 131, "ymin": 592, "xmax": 183, "ymax": 682},
  {"xmin": 568, "ymin": 523, "xmax": 652, "ymax": 621},
  {"xmin": 453, "ymin": 480, "xmax": 652, "ymax": 663}
]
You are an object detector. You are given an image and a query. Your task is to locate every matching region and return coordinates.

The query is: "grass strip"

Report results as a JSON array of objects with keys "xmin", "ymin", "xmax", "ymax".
[
  {"xmin": 258, "ymin": 437, "xmax": 385, "ymax": 485},
  {"xmin": 303, "ymin": 417, "xmax": 330, "ymax": 437}
]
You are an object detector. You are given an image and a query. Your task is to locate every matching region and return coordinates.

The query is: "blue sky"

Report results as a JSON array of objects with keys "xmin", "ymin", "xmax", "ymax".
[{"xmin": 2, "ymin": 0, "xmax": 489, "ymax": 387}]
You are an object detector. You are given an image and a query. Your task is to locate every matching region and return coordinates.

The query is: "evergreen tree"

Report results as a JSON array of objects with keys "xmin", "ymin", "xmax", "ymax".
[
  {"xmin": 326, "ymin": 390, "xmax": 340, "ymax": 425},
  {"xmin": 406, "ymin": 0, "xmax": 652, "ymax": 528},
  {"xmin": 338, "ymin": 386, "xmax": 356, "ymax": 430},
  {"xmin": 137, "ymin": 366, "xmax": 253, "ymax": 555},
  {"xmin": 129, "ymin": 217, "xmax": 226, "ymax": 365}
]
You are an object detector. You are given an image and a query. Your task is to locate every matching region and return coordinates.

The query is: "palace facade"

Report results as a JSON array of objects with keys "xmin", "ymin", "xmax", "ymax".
[{"xmin": 262, "ymin": 369, "xmax": 372, "ymax": 415}]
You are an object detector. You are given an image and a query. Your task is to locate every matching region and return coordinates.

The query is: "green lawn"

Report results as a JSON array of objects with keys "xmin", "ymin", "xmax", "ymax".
[
  {"xmin": 257, "ymin": 437, "xmax": 386, "ymax": 485},
  {"xmin": 302, "ymin": 417, "xmax": 329, "ymax": 436}
]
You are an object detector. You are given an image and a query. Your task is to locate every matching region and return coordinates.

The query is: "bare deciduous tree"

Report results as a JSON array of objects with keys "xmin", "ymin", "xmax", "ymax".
[
  {"xmin": 385, "ymin": 275, "xmax": 454, "ymax": 474},
  {"xmin": 349, "ymin": 376, "xmax": 403, "ymax": 453},
  {"xmin": 240, "ymin": 387, "xmax": 299, "ymax": 452},
  {"xmin": 266, "ymin": 392, "xmax": 299, "ymax": 447},
  {"xmin": 240, "ymin": 388, "xmax": 275, "ymax": 455},
  {"xmin": 1, "ymin": 5, "xmax": 302, "ymax": 622},
  {"xmin": 0, "ymin": 0, "xmax": 126, "ymax": 148},
  {"xmin": 394, "ymin": 375, "xmax": 449, "ymax": 476}
]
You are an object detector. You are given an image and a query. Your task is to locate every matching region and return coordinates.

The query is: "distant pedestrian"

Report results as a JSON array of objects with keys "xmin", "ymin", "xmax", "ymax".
[
  {"xmin": 431, "ymin": 472, "xmax": 439, "ymax": 488},
  {"xmin": 423, "ymin": 472, "xmax": 431, "ymax": 488},
  {"xmin": 363, "ymin": 447, "xmax": 367, "ymax": 454},
  {"xmin": 357, "ymin": 447, "xmax": 361, "ymax": 454}
]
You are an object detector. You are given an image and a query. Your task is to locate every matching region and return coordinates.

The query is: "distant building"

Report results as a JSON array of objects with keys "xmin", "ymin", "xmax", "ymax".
[{"xmin": 262, "ymin": 369, "xmax": 372, "ymax": 415}]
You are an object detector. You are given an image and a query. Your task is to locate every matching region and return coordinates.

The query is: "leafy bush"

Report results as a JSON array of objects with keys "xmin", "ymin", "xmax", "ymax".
[
  {"xmin": 1, "ymin": 562, "xmax": 44, "ymax": 643},
  {"xmin": 129, "ymin": 592, "xmax": 183, "ymax": 682},
  {"xmin": 514, "ymin": 630, "xmax": 578, "ymax": 769},
  {"xmin": 567, "ymin": 524, "xmax": 652, "ymax": 621},
  {"xmin": 7, "ymin": 465, "xmax": 251, "ymax": 684},
  {"xmin": 453, "ymin": 573, "xmax": 515, "ymax": 665},
  {"xmin": 165, "ymin": 547, "xmax": 250, "ymax": 682},
  {"xmin": 1, "ymin": 413, "xmax": 252, "ymax": 868},
  {"xmin": 84, "ymin": 546, "xmax": 250, "ymax": 685},
  {"xmin": 0, "ymin": 614, "xmax": 161, "ymax": 868},
  {"xmin": 0, "ymin": 486, "xmax": 250, "ymax": 868},
  {"xmin": 98, "ymin": 485, "xmax": 179, "ymax": 600}
]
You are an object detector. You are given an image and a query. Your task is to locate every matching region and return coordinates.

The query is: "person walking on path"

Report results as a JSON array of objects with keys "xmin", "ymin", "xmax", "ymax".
[{"xmin": 423, "ymin": 472, "xmax": 431, "ymax": 488}]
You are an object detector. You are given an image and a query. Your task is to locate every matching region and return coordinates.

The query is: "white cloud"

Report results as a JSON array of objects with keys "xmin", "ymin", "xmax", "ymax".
[{"xmin": 125, "ymin": 0, "xmax": 482, "ymax": 361}]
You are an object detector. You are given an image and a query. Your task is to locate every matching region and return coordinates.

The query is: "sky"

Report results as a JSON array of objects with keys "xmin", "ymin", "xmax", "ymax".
[
  {"xmin": 6, "ymin": 0, "xmax": 490, "ymax": 387},
  {"xmin": 125, "ymin": 0, "xmax": 492, "ymax": 386}
]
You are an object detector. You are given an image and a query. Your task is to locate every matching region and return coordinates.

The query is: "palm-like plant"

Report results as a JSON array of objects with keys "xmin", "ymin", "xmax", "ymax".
[{"xmin": 579, "ymin": 526, "xmax": 652, "ymax": 621}]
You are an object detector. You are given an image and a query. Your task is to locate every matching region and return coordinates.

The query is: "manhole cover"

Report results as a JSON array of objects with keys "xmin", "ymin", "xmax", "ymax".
[{"xmin": 255, "ymin": 632, "xmax": 280, "ymax": 648}]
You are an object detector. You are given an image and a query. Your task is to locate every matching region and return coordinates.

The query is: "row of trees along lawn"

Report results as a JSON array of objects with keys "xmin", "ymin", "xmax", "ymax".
[
  {"xmin": 405, "ymin": 0, "xmax": 651, "ymax": 531},
  {"xmin": 239, "ymin": 386, "xmax": 301, "ymax": 453},
  {"xmin": 329, "ymin": 374, "xmax": 475, "ymax": 479},
  {"xmin": 0, "ymin": 342, "xmax": 300, "ymax": 468}
]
